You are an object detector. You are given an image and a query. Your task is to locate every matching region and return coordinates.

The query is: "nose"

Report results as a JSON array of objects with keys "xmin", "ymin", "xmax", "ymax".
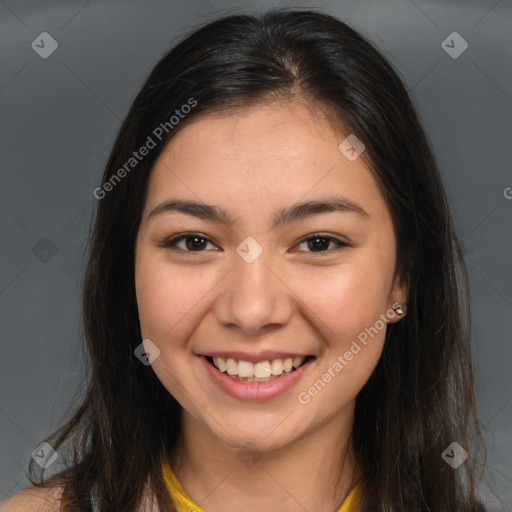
[{"xmin": 212, "ymin": 251, "xmax": 294, "ymax": 336}]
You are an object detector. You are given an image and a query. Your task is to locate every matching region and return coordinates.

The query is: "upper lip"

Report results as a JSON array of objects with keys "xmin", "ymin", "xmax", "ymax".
[{"xmin": 200, "ymin": 351, "xmax": 313, "ymax": 363}]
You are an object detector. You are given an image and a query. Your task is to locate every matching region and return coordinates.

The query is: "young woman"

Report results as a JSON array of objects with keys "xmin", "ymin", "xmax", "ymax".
[{"xmin": 2, "ymin": 8, "xmax": 485, "ymax": 512}]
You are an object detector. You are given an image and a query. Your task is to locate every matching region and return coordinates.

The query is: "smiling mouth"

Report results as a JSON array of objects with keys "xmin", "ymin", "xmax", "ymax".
[{"xmin": 205, "ymin": 355, "xmax": 315, "ymax": 383}]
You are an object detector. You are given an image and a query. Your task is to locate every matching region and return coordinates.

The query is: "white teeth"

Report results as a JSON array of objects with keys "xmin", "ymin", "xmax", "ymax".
[
  {"xmin": 211, "ymin": 356, "xmax": 306, "ymax": 379},
  {"xmin": 226, "ymin": 358, "xmax": 238, "ymax": 376},
  {"xmin": 270, "ymin": 359, "xmax": 283, "ymax": 375},
  {"xmin": 217, "ymin": 357, "xmax": 226, "ymax": 372},
  {"xmin": 293, "ymin": 357, "xmax": 303, "ymax": 369},
  {"xmin": 213, "ymin": 357, "xmax": 227, "ymax": 372},
  {"xmin": 254, "ymin": 361, "xmax": 271, "ymax": 378},
  {"xmin": 238, "ymin": 360, "xmax": 254, "ymax": 378}
]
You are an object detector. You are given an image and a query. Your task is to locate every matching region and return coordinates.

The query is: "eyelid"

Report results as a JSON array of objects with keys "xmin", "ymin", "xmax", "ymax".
[
  {"xmin": 295, "ymin": 232, "xmax": 348, "ymax": 246},
  {"xmin": 160, "ymin": 231, "xmax": 349, "ymax": 254},
  {"xmin": 159, "ymin": 232, "xmax": 220, "ymax": 251},
  {"xmin": 292, "ymin": 232, "xmax": 349, "ymax": 255}
]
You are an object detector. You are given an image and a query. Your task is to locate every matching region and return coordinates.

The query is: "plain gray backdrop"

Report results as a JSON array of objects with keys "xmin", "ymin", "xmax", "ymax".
[{"xmin": 1, "ymin": 0, "xmax": 511, "ymax": 510}]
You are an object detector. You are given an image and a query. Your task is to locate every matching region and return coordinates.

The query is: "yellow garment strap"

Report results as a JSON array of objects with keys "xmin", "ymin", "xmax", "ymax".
[{"xmin": 162, "ymin": 460, "xmax": 362, "ymax": 512}]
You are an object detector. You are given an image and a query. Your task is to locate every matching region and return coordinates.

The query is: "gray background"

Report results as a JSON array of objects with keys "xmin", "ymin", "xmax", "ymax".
[{"xmin": 0, "ymin": 0, "xmax": 511, "ymax": 510}]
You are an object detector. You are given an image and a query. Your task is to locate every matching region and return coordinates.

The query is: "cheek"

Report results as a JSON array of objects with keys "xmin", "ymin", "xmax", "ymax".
[
  {"xmin": 294, "ymin": 267, "xmax": 390, "ymax": 404},
  {"xmin": 292, "ymin": 258, "xmax": 394, "ymax": 397},
  {"xmin": 135, "ymin": 245, "xmax": 216, "ymax": 337},
  {"xmin": 135, "ymin": 252, "xmax": 212, "ymax": 400},
  {"xmin": 297, "ymin": 261, "xmax": 390, "ymax": 338}
]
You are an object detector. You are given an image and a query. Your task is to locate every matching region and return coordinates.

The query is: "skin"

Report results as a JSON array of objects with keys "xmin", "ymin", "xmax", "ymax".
[{"xmin": 135, "ymin": 98, "xmax": 407, "ymax": 512}]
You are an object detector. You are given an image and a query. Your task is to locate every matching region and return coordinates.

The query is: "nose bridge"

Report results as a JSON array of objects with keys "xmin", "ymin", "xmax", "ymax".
[{"xmin": 214, "ymin": 248, "xmax": 293, "ymax": 335}]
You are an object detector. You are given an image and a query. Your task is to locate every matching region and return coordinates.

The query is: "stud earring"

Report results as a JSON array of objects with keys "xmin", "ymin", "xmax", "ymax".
[{"xmin": 394, "ymin": 305, "xmax": 405, "ymax": 315}]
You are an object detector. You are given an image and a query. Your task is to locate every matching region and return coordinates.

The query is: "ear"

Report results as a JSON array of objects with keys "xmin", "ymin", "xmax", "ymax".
[{"xmin": 386, "ymin": 270, "xmax": 409, "ymax": 324}]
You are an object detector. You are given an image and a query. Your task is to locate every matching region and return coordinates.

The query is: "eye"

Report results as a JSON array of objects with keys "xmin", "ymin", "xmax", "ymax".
[
  {"xmin": 160, "ymin": 232, "xmax": 219, "ymax": 253},
  {"xmin": 160, "ymin": 232, "xmax": 348, "ymax": 255},
  {"xmin": 294, "ymin": 233, "xmax": 349, "ymax": 255}
]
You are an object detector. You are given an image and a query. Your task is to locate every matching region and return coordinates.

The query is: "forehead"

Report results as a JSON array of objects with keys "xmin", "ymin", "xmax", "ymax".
[
  {"xmin": 160, "ymin": 99, "xmax": 343, "ymax": 166},
  {"xmin": 144, "ymin": 99, "xmax": 388, "ymax": 225}
]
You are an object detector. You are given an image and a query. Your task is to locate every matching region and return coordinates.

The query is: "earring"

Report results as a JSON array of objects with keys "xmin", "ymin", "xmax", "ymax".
[{"xmin": 394, "ymin": 305, "xmax": 405, "ymax": 315}]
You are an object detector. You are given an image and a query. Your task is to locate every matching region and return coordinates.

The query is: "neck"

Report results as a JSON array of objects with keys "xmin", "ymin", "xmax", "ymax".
[{"xmin": 169, "ymin": 406, "xmax": 360, "ymax": 512}]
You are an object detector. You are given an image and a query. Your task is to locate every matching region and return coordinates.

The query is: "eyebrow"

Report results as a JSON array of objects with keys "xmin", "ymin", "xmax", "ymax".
[{"xmin": 147, "ymin": 195, "xmax": 368, "ymax": 229}]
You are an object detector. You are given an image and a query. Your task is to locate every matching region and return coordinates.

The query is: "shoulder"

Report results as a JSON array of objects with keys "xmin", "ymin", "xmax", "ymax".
[{"xmin": 0, "ymin": 485, "xmax": 63, "ymax": 512}]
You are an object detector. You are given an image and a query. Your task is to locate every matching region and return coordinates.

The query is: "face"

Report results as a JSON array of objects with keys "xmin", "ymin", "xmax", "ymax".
[{"xmin": 135, "ymin": 99, "xmax": 407, "ymax": 452}]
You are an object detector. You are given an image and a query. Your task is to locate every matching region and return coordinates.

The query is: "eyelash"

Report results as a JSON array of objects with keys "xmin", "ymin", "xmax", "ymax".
[{"xmin": 159, "ymin": 232, "xmax": 349, "ymax": 256}]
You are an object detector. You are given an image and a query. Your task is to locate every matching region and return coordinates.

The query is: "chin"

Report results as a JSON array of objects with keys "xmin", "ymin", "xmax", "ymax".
[{"xmin": 202, "ymin": 412, "xmax": 309, "ymax": 454}]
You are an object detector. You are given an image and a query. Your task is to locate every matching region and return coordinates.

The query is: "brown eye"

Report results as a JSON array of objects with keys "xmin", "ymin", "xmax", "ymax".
[
  {"xmin": 161, "ymin": 233, "xmax": 218, "ymax": 252},
  {"xmin": 184, "ymin": 235, "xmax": 208, "ymax": 251},
  {"xmin": 295, "ymin": 234, "xmax": 348, "ymax": 254}
]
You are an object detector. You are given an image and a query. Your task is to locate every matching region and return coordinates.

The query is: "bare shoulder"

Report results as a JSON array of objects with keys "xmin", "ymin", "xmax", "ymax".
[{"xmin": 0, "ymin": 485, "xmax": 63, "ymax": 512}]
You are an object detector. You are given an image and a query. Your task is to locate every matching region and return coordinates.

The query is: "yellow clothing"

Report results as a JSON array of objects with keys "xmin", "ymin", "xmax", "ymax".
[
  {"xmin": 61, "ymin": 461, "xmax": 362, "ymax": 511},
  {"xmin": 162, "ymin": 460, "xmax": 362, "ymax": 512}
]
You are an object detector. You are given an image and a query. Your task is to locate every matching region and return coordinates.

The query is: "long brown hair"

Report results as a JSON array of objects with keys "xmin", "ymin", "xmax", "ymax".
[{"xmin": 28, "ymin": 8, "xmax": 485, "ymax": 511}]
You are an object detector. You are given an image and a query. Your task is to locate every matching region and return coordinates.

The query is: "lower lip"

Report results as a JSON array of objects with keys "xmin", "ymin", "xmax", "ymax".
[{"xmin": 200, "ymin": 356, "xmax": 314, "ymax": 401}]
